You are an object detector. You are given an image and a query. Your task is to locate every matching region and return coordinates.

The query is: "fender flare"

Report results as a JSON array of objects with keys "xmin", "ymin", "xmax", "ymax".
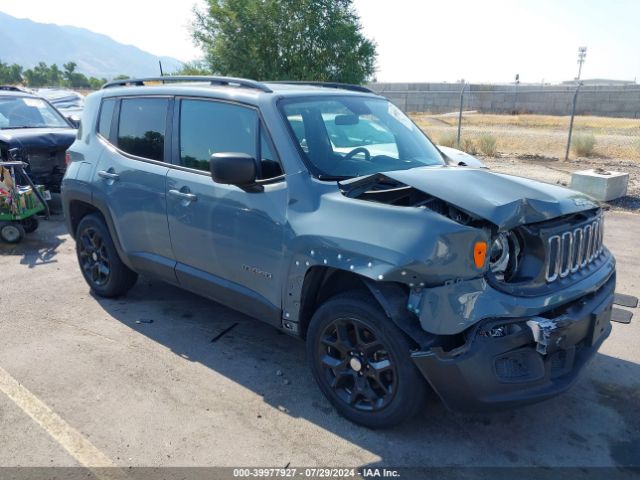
[{"xmin": 63, "ymin": 187, "xmax": 133, "ymax": 270}]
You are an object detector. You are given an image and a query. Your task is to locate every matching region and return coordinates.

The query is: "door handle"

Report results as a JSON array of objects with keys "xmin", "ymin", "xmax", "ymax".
[
  {"xmin": 98, "ymin": 170, "xmax": 120, "ymax": 181},
  {"xmin": 168, "ymin": 189, "xmax": 198, "ymax": 203}
]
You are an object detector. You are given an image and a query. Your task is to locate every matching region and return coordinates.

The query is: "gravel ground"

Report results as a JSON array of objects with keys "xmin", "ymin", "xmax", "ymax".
[{"xmin": 485, "ymin": 155, "xmax": 640, "ymax": 212}]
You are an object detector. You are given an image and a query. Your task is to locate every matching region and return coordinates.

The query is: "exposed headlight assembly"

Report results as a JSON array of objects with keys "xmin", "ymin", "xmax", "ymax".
[{"xmin": 489, "ymin": 231, "xmax": 521, "ymax": 281}]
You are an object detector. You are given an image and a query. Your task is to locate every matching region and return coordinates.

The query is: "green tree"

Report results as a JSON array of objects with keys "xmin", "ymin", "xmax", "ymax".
[
  {"xmin": 63, "ymin": 61, "xmax": 77, "ymax": 84},
  {"xmin": 0, "ymin": 60, "xmax": 23, "ymax": 84},
  {"xmin": 23, "ymin": 62, "xmax": 51, "ymax": 87},
  {"xmin": 62, "ymin": 61, "xmax": 91, "ymax": 88},
  {"xmin": 174, "ymin": 60, "xmax": 211, "ymax": 76},
  {"xmin": 191, "ymin": 0, "xmax": 377, "ymax": 84},
  {"xmin": 88, "ymin": 77, "xmax": 107, "ymax": 89},
  {"xmin": 49, "ymin": 63, "xmax": 62, "ymax": 85}
]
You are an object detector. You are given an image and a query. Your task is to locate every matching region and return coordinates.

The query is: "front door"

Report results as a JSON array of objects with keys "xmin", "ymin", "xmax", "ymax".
[{"xmin": 166, "ymin": 98, "xmax": 287, "ymax": 324}]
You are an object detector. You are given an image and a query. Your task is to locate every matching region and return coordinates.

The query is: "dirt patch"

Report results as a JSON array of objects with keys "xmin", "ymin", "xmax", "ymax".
[
  {"xmin": 483, "ymin": 155, "xmax": 640, "ymax": 213},
  {"xmin": 412, "ymin": 112, "xmax": 640, "ymax": 161}
]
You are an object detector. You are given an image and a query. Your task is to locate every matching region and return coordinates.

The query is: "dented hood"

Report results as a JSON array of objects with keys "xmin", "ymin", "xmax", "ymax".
[
  {"xmin": 383, "ymin": 166, "xmax": 599, "ymax": 229},
  {"xmin": 0, "ymin": 128, "xmax": 76, "ymax": 150}
]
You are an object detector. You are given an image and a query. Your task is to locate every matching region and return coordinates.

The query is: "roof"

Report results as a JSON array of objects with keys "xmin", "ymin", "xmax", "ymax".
[{"xmin": 99, "ymin": 76, "xmax": 380, "ymax": 104}]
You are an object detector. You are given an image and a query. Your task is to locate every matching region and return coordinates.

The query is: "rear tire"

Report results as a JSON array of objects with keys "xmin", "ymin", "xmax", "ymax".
[
  {"xmin": 75, "ymin": 214, "xmax": 137, "ymax": 297},
  {"xmin": 307, "ymin": 291, "xmax": 427, "ymax": 428},
  {"xmin": 0, "ymin": 222, "xmax": 25, "ymax": 243}
]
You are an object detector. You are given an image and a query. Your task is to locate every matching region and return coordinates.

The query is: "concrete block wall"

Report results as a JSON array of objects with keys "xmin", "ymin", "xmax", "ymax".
[{"xmin": 369, "ymin": 82, "xmax": 640, "ymax": 118}]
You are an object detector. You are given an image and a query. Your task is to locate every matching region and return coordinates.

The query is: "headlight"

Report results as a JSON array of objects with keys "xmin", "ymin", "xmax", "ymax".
[
  {"xmin": 489, "ymin": 231, "xmax": 521, "ymax": 280},
  {"xmin": 490, "ymin": 233, "xmax": 510, "ymax": 273}
]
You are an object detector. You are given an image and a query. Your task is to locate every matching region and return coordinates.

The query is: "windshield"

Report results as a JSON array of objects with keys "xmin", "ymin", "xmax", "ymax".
[
  {"xmin": 0, "ymin": 96, "xmax": 70, "ymax": 129},
  {"xmin": 281, "ymin": 96, "xmax": 444, "ymax": 178}
]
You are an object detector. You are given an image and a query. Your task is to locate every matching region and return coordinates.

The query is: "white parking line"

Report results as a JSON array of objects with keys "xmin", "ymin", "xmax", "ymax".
[{"xmin": 0, "ymin": 365, "xmax": 126, "ymax": 478}]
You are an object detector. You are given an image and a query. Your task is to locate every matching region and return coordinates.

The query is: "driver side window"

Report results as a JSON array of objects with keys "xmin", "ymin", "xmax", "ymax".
[{"xmin": 179, "ymin": 99, "xmax": 283, "ymax": 180}]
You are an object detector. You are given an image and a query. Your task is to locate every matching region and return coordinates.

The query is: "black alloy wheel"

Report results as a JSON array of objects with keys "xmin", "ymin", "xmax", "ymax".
[
  {"xmin": 318, "ymin": 317, "xmax": 398, "ymax": 412},
  {"xmin": 307, "ymin": 291, "xmax": 428, "ymax": 428},
  {"xmin": 75, "ymin": 214, "xmax": 137, "ymax": 297},
  {"xmin": 78, "ymin": 226, "xmax": 111, "ymax": 286}
]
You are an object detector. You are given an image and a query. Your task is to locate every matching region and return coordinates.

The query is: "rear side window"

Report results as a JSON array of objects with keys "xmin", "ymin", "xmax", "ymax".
[
  {"xmin": 97, "ymin": 98, "xmax": 116, "ymax": 139},
  {"xmin": 117, "ymin": 98, "xmax": 168, "ymax": 161}
]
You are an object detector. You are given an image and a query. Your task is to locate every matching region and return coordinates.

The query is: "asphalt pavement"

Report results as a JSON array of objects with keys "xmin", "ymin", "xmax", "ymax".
[{"xmin": 0, "ymin": 212, "xmax": 638, "ymax": 475}]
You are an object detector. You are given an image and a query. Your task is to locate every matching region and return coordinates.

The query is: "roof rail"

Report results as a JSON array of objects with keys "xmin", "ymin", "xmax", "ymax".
[
  {"xmin": 102, "ymin": 76, "xmax": 273, "ymax": 93},
  {"xmin": 267, "ymin": 81, "xmax": 375, "ymax": 94}
]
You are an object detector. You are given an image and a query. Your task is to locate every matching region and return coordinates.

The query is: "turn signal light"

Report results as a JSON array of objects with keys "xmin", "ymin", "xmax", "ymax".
[
  {"xmin": 474, "ymin": 241, "xmax": 487, "ymax": 269},
  {"xmin": 65, "ymin": 152, "xmax": 72, "ymax": 166}
]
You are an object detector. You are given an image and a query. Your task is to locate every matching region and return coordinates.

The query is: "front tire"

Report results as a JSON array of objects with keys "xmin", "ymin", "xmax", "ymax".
[
  {"xmin": 307, "ymin": 291, "xmax": 427, "ymax": 428},
  {"xmin": 75, "ymin": 214, "xmax": 137, "ymax": 297}
]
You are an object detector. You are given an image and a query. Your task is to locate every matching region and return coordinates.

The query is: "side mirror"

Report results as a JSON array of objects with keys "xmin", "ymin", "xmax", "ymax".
[{"xmin": 210, "ymin": 152, "xmax": 257, "ymax": 186}]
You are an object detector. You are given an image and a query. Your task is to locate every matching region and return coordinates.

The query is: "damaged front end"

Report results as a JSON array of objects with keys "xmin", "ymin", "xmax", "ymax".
[
  {"xmin": 411, "ymin": 271, "xmax": 615, "ymax": 412},
  {"xmin": 338, "ymin": 168, "xmax": 616, "ymax": 412},
  {"xmin": 0, "ymin": 130, "xmax": 75, "ymax": 193}
]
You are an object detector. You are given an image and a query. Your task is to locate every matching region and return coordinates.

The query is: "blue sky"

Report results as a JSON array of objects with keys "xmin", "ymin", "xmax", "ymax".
[{"xmin": 0, "ymin": 0, "xmax": 637, "ymax": 83}]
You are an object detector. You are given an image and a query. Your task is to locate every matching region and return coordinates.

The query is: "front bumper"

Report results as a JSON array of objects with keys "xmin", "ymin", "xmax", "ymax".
[{"xmin": 411, "ymin": 271, "xmax": 615, "ymax": 412}]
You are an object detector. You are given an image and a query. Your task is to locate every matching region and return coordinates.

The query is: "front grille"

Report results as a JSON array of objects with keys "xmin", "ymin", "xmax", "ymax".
[{"xmin": 545, "ymin": 215, "xmax": 604, "ymax": 282}]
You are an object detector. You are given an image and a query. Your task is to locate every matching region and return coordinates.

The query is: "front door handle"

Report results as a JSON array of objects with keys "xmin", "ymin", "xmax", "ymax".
[
  {"xmin": 98, "ymin": 170, "xmax": 120, "ymax": 181},
  {"xmin": 168, "ymin": 189, "xmax": 198, "ymax": 203}
]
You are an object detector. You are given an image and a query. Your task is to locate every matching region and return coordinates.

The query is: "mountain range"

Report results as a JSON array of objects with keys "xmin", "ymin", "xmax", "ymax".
[{"xmin": 0, "ymin": 11, "xmax": 183, "ymax": 79}]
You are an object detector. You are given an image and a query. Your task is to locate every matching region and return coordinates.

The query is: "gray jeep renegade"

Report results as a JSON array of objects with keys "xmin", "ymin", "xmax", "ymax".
[{"xmin": 62, "ymin": 76, "xmax": 615, "ymax": 428}]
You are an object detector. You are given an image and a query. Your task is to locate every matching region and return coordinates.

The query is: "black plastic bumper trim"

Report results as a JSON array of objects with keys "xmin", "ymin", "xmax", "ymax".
[{"xmin": 412, "ymin": 272, "xmax": 615, "ymax": 412}]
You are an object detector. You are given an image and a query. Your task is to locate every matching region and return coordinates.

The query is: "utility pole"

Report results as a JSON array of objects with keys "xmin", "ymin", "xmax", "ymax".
[
  {"xmin": 456, "ymin": 83, "xmax": 468, "ymax": 147},
  {"xmin": 565, "ymin": 82, "xmax": 583, "ymax": 161},
  {"xmin": 576, "ymin": 47, "xmax": 587, "ymax": 81},
  {"xmin": 513, "ymin": 73, "xmax": 520, "ymax": 114}
]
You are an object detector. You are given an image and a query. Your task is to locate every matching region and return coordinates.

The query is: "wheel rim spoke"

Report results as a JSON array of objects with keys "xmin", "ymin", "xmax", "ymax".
[
  {"xmin": 79, "ymin": 228, "xmax": 110, "ymax": 287},
  {"xmin": 335, "ymin": 322, "xmax": 353, "ymax": 348},
  {"xmin": 317, "ymin": 316, "xmax": 397, "ymax": 413},
  {"xmin": 320, "ymin": 354, "xmax": 343, "ymax": 369}
]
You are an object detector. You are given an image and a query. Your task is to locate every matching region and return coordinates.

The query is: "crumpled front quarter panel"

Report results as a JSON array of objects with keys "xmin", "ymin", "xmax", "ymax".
[{"xmin": 281, "ymin": 174, "xmax": 489, "ymax": 324}]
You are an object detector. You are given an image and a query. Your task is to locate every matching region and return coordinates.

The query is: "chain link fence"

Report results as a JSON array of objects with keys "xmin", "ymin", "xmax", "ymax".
[{"xmin": 371, "ymin": 83, "xmax": 640, "ymax": 162}]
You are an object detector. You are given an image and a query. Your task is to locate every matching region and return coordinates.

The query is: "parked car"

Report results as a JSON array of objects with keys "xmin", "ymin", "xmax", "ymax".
[
  {"xmin": 62, "ymin": 76, "xmax": 615, "ymax": 428},
  {"xmin": 0, "ymin": 86, "xmax": 76, "ymax": 195},
  {"xmin": 437, "ymin": 144, "xmax": 487, "ymax": 168},
  {"xmin": 36, "ymin": 88, "xmax": 84, "ymax": 126}
]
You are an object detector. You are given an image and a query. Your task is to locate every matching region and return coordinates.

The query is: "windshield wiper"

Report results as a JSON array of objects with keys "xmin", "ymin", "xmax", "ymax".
[{"xmin": 338, "ymin": 173, "xmax": 396, "ymax": 197}]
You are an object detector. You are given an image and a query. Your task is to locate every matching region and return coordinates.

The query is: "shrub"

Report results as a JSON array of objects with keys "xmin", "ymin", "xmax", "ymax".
[
  {"xmin": 461, "ymin": 138, "xmax": 478, "ymax": 155},
  {"xmin": 478, "ymin": 134, "xmax": 498, "ymax": 157},
  {"xmin": 572, "ymin": 133, "xmax": 596, "ymax": 157},
  {"xmin": 438, "ymin": 132, "xmax": 458, "ymax": 148}
]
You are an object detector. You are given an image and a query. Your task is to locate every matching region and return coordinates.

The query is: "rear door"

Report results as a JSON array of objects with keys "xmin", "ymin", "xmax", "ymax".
[
  {"xmin": 92, "ymin": 96, "xmax": 176, "ymax": 281},
  {"xmin": 166, "ymin": 97, "xmax": 287, "ymax": 324}
]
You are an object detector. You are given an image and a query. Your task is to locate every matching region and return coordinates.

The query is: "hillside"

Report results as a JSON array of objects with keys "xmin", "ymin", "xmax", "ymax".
[{"xmin": 0, "ymin": 11, "xmax": 183, "ymax": 78}]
